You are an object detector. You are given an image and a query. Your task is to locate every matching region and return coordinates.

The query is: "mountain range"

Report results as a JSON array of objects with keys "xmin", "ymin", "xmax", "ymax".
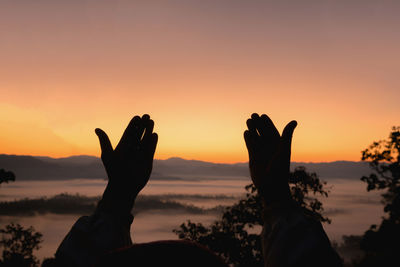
[{"xmin": 0, "ymin": 154, "xmax": 372, "ymax": 181}]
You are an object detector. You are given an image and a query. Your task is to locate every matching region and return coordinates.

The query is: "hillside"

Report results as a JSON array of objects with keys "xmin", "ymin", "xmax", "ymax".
[{"xmin": 0, "ymin": 154, "xmax": 372, "ymax": 181}]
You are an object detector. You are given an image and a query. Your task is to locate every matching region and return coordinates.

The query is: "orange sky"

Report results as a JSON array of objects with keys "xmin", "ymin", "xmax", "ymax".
[{"xmin": 0, "ymin": 1, "xmax": 399, "ymax": 163}]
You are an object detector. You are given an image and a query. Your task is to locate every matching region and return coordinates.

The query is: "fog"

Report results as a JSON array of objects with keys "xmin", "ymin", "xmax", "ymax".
[{"xmin": 0, "ymin": 178, "xmax": 384, "ymax": 261}]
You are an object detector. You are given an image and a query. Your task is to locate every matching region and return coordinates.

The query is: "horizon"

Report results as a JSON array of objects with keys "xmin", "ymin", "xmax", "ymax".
[{"xmin": 0, "ymin": 153, "xmax": 366, "ymax": 165}]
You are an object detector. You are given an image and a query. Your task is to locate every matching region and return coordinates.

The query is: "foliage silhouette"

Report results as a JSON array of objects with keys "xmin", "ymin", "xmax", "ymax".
[
  {"xmin": 174, "ymin": 166, "xmax": 331, "ymax": 266},
  {"xmin": 0, "ymin": 169, "xmax": 15, "ymax": 185},
  {"xmin": 0, "ymin": 223, "xmax": 43, "ymax": 267},
  {"xmin": 332, "ymin": 235, "xmax": 364, "ymax": 266},
  {"xmin": 0, "ymin": 170, "xmax": 43, "ymax": 267},
  {"xmin": 355, "ymin": 126, "xmax": 400, "ymax": 267},
  {"xmin": 0, "ymin": 194, "xmax": 227, "ymax": 216}
]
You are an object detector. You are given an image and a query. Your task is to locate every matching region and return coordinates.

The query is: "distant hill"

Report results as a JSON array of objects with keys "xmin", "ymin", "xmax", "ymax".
[
  {"xmin": 291, "ymin": 161, "xmax": 372, "ymax": 180},
  {"xmin": 0, "ymin": 154, "xmax": 105, "ymax": 180},
  {"xmin": 0, "ymin": 154, "xmax": 372, "ymax": 181},
  {"xmin": 152, "ymin": 157, "xmax": 249, "ymax": 179},
  {"xmin": 35, "ymin": 155, "xmax": 99, "ymax": 165}
]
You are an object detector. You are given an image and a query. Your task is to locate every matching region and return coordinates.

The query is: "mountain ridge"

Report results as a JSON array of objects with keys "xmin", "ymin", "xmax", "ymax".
[{"xmin": 0, "ymin": 154, "xmax": 372, "ymax": 181}]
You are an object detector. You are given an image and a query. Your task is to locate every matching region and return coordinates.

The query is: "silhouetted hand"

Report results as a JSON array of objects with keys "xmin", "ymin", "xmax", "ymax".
[
  {"xmin": 95, "ymin": 115, "xmax": 158, "ymax": 214},
  {"xmin": 244, "ymin": 113, "xmax": 297, "ymax": 205}
]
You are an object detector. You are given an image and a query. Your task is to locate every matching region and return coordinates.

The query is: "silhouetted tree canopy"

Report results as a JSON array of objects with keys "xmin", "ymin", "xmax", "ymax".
[
  {"xmin": 0, "ymin": 223, "xmax": 43, "ymax": 267},
  {"xmin": 0, "ymin": 170, "xmax": 44, "ymax": 267},
  {"xmin": 174, "ymin": 166, "xmax": 331, "ymax": 267},
  {"xmin": 356, "ymin": 126, "xmax": 400, "ymax": 267},
  {"xmin": 0, "ymin": 169, "xmax": 15, "ymax": 185}
]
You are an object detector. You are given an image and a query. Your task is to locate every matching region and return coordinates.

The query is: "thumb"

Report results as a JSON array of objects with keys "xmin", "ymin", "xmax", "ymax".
[
  {"xmin": 95, "ymin": 128, "xmax": 113, "ymax": 160},
  {"xmin": 281, "ymin": 120, "xmax": 297, "ymax": 152}
]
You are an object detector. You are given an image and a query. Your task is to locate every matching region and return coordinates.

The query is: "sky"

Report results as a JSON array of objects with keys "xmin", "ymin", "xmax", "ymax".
[{"xmin": 0, "ymin": 0, "xmax": 399, "ymax": 163}]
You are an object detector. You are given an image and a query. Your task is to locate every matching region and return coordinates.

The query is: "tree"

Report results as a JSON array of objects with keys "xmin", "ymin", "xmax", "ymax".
[
  {"xmin": 356, "ymin": 126, "xmax": 400, "ymax": 267},
  {"xmin": 0, "ymin": 223, "xmax": 43, "ymax": 267},
  {"xmin": 0, "ymin": 170, "xmax": 15, "ymax": 185},
  {"xmin": 361, "ymin": 126, "xmax": 400, "ymax": 222},
  {"xmin": 0, "ymin": 170, "xmax": 43, "ymax": 267},
  {"xmin": 174, "ymin": 166, "xmax": 331, "ymax": 266}
]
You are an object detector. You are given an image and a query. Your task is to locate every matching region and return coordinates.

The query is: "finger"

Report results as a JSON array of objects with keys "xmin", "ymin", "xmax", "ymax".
[
  {"xmin": 142, "ymin": 119, "xmax": 154, "ymax": 142},
  {"xmin": 280, "ymin": 120, "xmax": 297, "ymax": 161},
  {"xmin": 257, "ymin": 114, "xmax": 280, "ymax": 138},
  {"xmin": 148, "ymin": 133, "xmax": 158, "ymax": 159},
  {"xmin": 95, "ymin": 128, "xmax": 113, "ymax": 159},
  {"xmin": 250, "ymin": 113, "xmax": 260, "ymax": 135},
  {"xmin": 251, "ymin": 113, "xmax": 260, "ymax": 120},
  {"xmin": 139, "ymin": 114, "xmax": 150, "ymax": 140},
  {"xmin": 132, "ymin": 115, "xmax": 144, "ymax": 139},
  {"xmin": 126, "ymin": 115, "xmax": 141, "ymax": 138},
  {"xmin": 142, "ymin": 114, "xmax": 150, "ymax": 121},
  {"xmin": 116, "ymin": 116, "xmax": 141, "ymax": 150},
  {"xmin": 246, "ymin": 118, "xmax": 257, "ymax": 136},
  {"xmin": 281, "ymin": 120, "xmax": 297, "ymax": 146},
  {"xmin": 244, "ymin": 130, "xmax": 256, "ymax": 159}
]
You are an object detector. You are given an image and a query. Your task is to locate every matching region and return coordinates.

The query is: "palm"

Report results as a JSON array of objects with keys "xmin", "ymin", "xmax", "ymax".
[
  {"xmin": 95, "ymin": 115, "xmax": 158, "ymax": 203},
  {"xmin": 244, "ymin": 113, "xmax": 297, "ymax": 204}
]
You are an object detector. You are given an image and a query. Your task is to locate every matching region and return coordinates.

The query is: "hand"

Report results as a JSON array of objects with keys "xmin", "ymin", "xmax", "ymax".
[
  {"xmin": 244, "ymin": 113, "xmax": 297, "ymax": 205},
  {"xmin": 95, "ymin": 114, "xmax": 158, "ymax": 213}
]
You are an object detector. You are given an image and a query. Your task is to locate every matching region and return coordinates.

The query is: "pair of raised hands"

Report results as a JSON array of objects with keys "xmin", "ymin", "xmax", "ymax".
[{"xmin": 95, "ymin": 113, "xmax": 296, "ymax": 213}]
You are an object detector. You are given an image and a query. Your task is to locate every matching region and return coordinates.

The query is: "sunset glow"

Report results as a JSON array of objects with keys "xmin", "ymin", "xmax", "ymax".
[{"xmin": 1, "ymin": 1, "xmax": 399, "ymax": 163}]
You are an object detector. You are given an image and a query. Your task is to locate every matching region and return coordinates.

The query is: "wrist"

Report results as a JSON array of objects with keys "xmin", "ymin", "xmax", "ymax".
[
  {"xmin": 258, "ymin": 183, "xmax": 292, "ymax": 206},
  {"xmin": 99, "ymin": 182, "xmax": 137, "ymax": 215},
  {"xmin": 96, "ymin": 197, "xmax": 134, "ymax": 217},
  {"xmin": 262, "ymin": 197, "xmax": 298, "ymax": 223}
]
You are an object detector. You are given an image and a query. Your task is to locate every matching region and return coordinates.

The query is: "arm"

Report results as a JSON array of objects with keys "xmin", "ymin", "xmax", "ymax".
[
  {"xmin": 54, "ymin": 115, "xmax": 158, "ymax": 267},
  {"xmin": 244, "ymin": 113, "xmax": 342, "ymax": 267}
]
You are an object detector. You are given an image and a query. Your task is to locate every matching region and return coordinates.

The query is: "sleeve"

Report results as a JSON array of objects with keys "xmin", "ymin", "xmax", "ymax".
[
  {"xmin": 261, "ymin": 201, "xmax": 343, "ymax": 267},
  {"xmin": 54, "ymin": 199, "xmax": 133, "ymax": 267}
]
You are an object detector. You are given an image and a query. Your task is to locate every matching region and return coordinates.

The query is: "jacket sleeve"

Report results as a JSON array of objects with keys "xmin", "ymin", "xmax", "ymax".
[
  {"xmin": 261, "ymin": 201, "xmax": 343, "ymax": 267},
  {"xmin": 54, "ymin": 199, "xmax": 133, "ymax": 267}
]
